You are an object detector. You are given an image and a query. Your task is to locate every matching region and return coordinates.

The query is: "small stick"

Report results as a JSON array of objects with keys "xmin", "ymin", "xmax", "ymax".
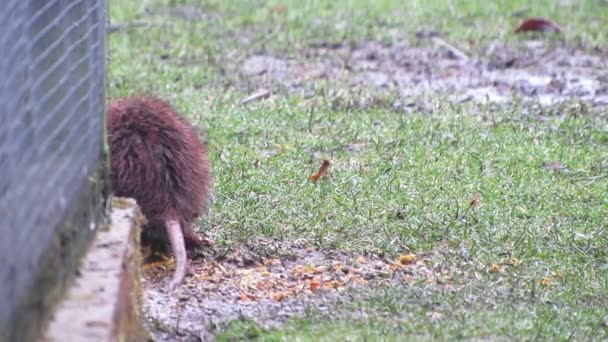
[
  {"xmin": 570, "ymin": 175, "xmax": 607, "ymax": 182},
  {"xmin": 432, "ymin": 37, "xmax": 470, "ymax": 61},
  {"xmin": 108, "ymin": 21, "xmax": 151, "ymax": 33},
  {"xmin": 240, "ymin": 89, "xmax": 271, "ymax": 105}
]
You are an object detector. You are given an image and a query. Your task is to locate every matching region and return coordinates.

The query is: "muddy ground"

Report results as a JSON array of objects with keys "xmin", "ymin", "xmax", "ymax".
[
  {"xmin": 235, "ymin": 37, "xmax": 607, "ymax": 108},
  {"xmin": 143, "ymin": 242, "xmax": 439, "ymax": 341},
  {"xmin": 140, "ymin": 18, "xmax": 607, "ymax": 341}
]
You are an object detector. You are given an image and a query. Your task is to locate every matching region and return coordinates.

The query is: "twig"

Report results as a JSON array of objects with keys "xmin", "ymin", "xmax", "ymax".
[
  {"xmin": 108, "ymin": 21, "xmax": 151, "ymax": 33},
  {"xmin": 570, "ymin": 175, "xmax": 607, "ymax": 183},
  {"xmin": 432, "ymin": 37, "xmax": 470, "ymax": 61},
  {"xmin": 240, "ymin": 89, "xmax": 271, "ymax": 105}
]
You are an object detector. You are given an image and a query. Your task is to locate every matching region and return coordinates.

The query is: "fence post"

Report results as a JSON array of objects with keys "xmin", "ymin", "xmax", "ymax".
[{"xmin": 0, "ymin": 1, "xmax": 108, "ymax": 341}]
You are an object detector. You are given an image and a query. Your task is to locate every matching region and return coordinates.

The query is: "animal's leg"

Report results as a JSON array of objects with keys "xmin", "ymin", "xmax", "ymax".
[
  {"xmin": 183, "ymin": 222, "xmax": 214, "ymax": 248},
  {"xmin": 166, "ymin": 219, "xmax": 187, "ymax": 290}
]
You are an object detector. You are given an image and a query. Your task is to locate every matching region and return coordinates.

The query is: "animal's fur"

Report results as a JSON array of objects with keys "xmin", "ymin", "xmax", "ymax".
[{"xmin": 107, "ymin": 95, "xmax": 212, "ymax": 288}]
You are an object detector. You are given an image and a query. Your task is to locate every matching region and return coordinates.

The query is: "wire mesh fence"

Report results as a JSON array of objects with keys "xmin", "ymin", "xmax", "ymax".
[{"xmin": 0, "ymin": 0, "xmax": 107, "ymax": 340}]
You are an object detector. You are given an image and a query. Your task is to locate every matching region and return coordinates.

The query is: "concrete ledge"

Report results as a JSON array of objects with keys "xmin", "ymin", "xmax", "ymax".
[{"xmin": 41, "ymin": 198, "xmax": 149, "ymax": 342}]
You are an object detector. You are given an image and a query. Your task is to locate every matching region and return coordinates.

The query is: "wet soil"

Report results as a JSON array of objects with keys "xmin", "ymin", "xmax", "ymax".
[
  {"xmin": 143, "ymin": 245, "xmax": 434, "ymax": 341},
  {"xmin": 237, "ymin": 38, "xmax": 607, "ymax": 107}
]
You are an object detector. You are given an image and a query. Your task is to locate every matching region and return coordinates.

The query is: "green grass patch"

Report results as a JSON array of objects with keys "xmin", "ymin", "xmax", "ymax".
[
  {"xmin": 109, "ymin": 0, "xmax": 608, "ymax": 340},
  {"xmin": 110, "ymin": 0, "xmax": 608, "ymax": 59}
]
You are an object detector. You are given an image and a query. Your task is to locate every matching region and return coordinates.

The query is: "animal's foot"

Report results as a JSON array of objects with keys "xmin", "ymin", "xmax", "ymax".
[{"xmin": 184, "ymin": 231, "xmax": 214, "ymax": 248}]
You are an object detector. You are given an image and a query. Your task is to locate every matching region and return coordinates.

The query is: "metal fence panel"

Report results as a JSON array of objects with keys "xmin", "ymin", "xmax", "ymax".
[{"xmin": 0, "ymin": 1, "xmax": 107, "ymax": 341}]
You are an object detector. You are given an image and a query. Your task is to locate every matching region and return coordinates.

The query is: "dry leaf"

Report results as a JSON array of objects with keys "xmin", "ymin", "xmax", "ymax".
[
  {"xmin": 540, "ymin": 277, "xmax": 552, "ymax": 287},
  {"xmin": 469, "ymin": 197, "xmax": 480, "ymax": 208},
  {"xmin": 515, "ymin": 18, "xmax": 561, "ymax": 33},
  {"xmin": 489, "ymin": 263, "xmax": 501, "ymax": 273},
  {"xmin": 310, "ymin": 160, "xmax": 330, "ymax": 181}
]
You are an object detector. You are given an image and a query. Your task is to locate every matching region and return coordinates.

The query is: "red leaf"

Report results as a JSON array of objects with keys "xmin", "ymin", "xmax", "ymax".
[
  {"xmin": 515, "ymin": 18, "xmax": 560, "ymax": 33},
  {"xmin": 310, "ymin": 160, "xmax": 330, "ymax": 182}
]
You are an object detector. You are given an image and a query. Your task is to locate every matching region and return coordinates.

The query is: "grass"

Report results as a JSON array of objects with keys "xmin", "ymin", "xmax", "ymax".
[
  {"xmin": 109, "ymin": 0, "xmax": 608, "ymax": 340},
  {"xmin": 109, "ymin": 0, "xmax": 608, "ymax": 59}
]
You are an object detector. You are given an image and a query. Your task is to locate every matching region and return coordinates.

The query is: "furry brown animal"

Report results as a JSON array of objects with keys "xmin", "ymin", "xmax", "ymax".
[{"xmin": 107, "ymin": 95, "xmax": 212, "ymax": 289}]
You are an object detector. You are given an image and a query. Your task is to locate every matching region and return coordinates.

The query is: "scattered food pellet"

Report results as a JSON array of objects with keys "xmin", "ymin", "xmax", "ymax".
[{"xmin": 399, "ymin": 254, "xmax": 417, "ymax": 265}]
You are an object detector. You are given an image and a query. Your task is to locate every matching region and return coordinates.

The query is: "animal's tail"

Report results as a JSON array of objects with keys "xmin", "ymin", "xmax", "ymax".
[{"xmin": 165, "ymin": 219, "xmax": 187, "ymax": 290}]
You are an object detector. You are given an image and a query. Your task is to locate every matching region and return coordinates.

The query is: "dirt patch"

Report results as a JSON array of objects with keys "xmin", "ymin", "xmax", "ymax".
[
  {"xmin": 237, "ymin": 38, "xmax": 608, "ymax": 107},
  {"xmin": 142, "ymin": 244, "xmax": 433, "ymax": 341}
]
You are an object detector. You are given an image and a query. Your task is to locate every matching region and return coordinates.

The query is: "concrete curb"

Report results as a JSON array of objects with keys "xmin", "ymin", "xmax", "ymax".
[{"xmin": 41, "ymin": 198, "xmax": 149, "ymax": 342}]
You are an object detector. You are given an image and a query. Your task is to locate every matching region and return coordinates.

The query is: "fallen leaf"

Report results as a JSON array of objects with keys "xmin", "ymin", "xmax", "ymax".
[
  {"xmin": 515, "ymin": 18, "xmax": 561, "ymax": 33},
  {"xmin": 540, "ymin": 276, "xmax": 552, "ymax": 287},
  {"xmin": 489, "ymin": 263, "xmax": 501, "ymax": 273},
  {"xmin": 310, "ymin": 160, "xmax": 330, "ymax": 181},
  {"xmin": 399, "ymin": 254, "xmax": 417, "ymax": 265},
  {"xmin": 469, "ymin": 197, "xmax": 480, "ymax": 208}
]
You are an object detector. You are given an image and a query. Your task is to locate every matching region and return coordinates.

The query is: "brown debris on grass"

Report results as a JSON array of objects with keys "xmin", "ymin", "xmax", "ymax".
[
  {"xmin": 141, "ymin": 245, "xmax": 436, "ymax": 341},
  {"xmin": 143, "ymin": 248, "xmax": 427, "ymax": 303}
]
